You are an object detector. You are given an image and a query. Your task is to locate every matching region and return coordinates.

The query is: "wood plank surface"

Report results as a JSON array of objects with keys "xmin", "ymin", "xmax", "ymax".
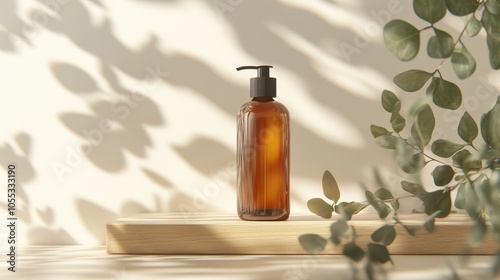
[{"xmin": 106, "ymin": 213, "xmax": 497, "ymax": 255}]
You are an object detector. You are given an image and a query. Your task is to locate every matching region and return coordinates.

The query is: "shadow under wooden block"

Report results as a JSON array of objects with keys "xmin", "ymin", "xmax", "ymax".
[{"xmin": 106, "ymin": 213, "xmax": 497, "ymax": 255}]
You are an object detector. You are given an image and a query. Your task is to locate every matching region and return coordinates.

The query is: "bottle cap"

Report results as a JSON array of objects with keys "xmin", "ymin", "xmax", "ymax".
[{"xmin": 236, "ymin": 65, "xmax": 276, "ymax": 98}]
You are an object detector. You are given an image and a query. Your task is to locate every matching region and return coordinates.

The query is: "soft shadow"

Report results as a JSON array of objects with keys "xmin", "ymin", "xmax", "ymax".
[
  {"xmin": 51, "ymin": 62, "xmax": 100, "ymax": 94},
  {"xmin": 142, "ymin": 168, "xmax": 173, "ymax": 189},
  {"xmin": 27, "ymin": 228, "xmax": 78, "ymax": 245},
  {"xmin": 76, "ymin": 198, "xmax": 118, "ymax": 243}
]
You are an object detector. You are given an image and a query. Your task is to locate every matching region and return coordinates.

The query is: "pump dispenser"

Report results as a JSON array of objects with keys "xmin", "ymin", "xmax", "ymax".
[{"xmin": 236, "ymin": 65, "xmax": 290, "ymax": 221}]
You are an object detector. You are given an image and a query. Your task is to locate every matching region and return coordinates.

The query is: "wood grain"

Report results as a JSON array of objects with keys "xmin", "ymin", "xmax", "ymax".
[{"xmin": 106, "ymin": 213, "xmax": 497, "ymax": 255}]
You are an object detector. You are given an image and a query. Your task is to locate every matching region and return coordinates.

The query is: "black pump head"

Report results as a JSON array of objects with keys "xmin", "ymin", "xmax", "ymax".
[{"xmin": 236, "ymin": 65, "xmax": 276, "ymax": 98}]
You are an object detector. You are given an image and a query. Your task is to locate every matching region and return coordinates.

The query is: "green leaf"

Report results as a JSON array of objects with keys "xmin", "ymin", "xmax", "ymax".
[
  {"xmin": 322, "ymin": 170, "xmax": 340, "ymax": 203},
  {"xmin": 486, "ymin": 0, "xmax": 500, "ymax": 15},
  {"xmin": 458, "ymin": 112, "xmax": 478, "ymax": 145},
  {"xmin": 371, "ymin": 225, "xmax": 397, "ymax": 246},
  {"xmin": 391, "ymin": 113, "xmax": 406, "ymax": 133},
  {"xmin": 393, "ymin": 70, "xmax": 433, "ymax": 92},
  {"xmin": 370, "ymin": 125, "xmax": 391, "ymax": 138},
  {"xmin": 381, "ymin": 90, "xmax": 401, "ymax": 113},
  {"xmin": 445, "ymin": 0, "xmax": 479, "ymax": 16},
  {"xmin": 454, "ymin": 183, "xmax": 466, "ymax": 209},
  {"xmin": 469, "ymin": 218, "xmax": 488, "ymax": 246},
  {"xmin": 299, "ymin": 234, "xmax": 327, "ymax": 254},
  {"xmin": 487, "ymin": 31, "xmax": 500, "ymax": 69},
  {"xmin": 481, "ymin": 97, "xmax": 500, "ymax": 150},
  {"xmin": 427, "ymin": 28, "xmax": 454, "ymax": 58},
  {"xmin": 375, "ymin": 188, "xmax": 394, "ymax": 200},
  {"xmin": 466, "ymin": 14, "xmax": 482, "ymax": 37},
  {"xmin": 431, "ymin": 78, "xmax": 462, "ymax": 110},
  {"xmin": 390, "ymin": 199, "xmax": 400, "ymax": 211},
  {"xmin": 343, "ymin": 242, "xmax": 365, "ymax": 262},
  {"xmin": 401, "ymin": 223, "xmax": 418, "ymax": 237},
  {"xmin": 335, "ymin": 202, "xmax": 368, "ymax": 221},
  {"xmin": 384, "ymin": 20, "xmax": 421, "ymax": 61},
  {"xmin": 401, "ymin": 181, "xmax": 428, "ymax": 197},
  {"xmin": 481, "ymin": 8, "xmax": 500, "ymax": 34},
  {"xmin": 414, "ymin": 0, "xmax": 447, "ymax": 23},
  {"xmin": 452, "ymin": 44, "xmax": 476, "ymax": 79},
  {"xmin": 452, "ymin": 149, "xmax": 482, "ymax": 173},
  {"xmin": 424, "ymin": 210, "xmax": 442, "ymax": 233},
  {"xmin": 366, "ymin": 191, "xmax": 391, "ymax": 219},
  {"xmin": 375, "ymin": 135, "xmax": 400, "ymax": 150},
  {"xmin": 307, "ymin": 198, "xmax": 334, "ymax": 219},
  {"xmin": 396, "ymin": 143, "xmax": 425, "ymax": 174},
  {"xmin": 431, "ymin": 139, "xmax": 465, "ymax": 158},
  {"xmin": 330, "ymin": 219, "xmax": 348, "ymax": 245},
  {"xmin": 432, "ymin": 165, "xmax": 455, "ymax": 186},
  {"xmin": 464, "ymin": 181, "xmax": 482, "ymax": 219},
  {"xmin": 421, "ymin": 190, "xmax": 451, "ymax": 218},
  {"xmin": 367, "ymin": 243, "xmax": 392, "ymax": 264},
  {"xmin": 411, "ymin": 104, "xmax": 435, "ymax": 149}
]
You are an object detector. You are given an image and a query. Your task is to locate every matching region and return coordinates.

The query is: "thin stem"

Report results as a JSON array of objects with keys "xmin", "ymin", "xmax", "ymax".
[{"xmin": 396, "ymin": 132, "xmax": 456, "ymax": 167}]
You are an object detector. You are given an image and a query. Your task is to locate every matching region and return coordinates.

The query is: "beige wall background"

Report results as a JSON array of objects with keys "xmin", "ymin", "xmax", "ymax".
[{"xmin": 0, "ymin": 0, "xmax": 497, "ymax": 245}]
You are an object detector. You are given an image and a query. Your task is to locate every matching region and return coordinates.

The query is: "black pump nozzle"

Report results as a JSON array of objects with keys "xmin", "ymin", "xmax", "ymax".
[{"xmin": 236, "ymin": 65, "xmax": 276, "ymax": 98}]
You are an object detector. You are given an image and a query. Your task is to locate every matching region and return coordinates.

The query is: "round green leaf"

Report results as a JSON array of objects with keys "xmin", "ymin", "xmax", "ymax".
[
  {"xmin": 414, "ymin": 0, "xmax": 447, "ymax": 23},
  {"xmin": 393, "ymin": 69, "xmax": 433, "ymax": 92},
  {"xmin": 454, "ymin": 183, "xmax": 466, "ymax": 209},
  {"xmin": 322, "ymin": 170, "xmax": 340, "ymax": 203},
  {"xmin": 431, "ymin": 78, "xmax": 462, "ymax": 110},
  {"xmin": 486, "ymin": 0, "xmax": 500, "ymax": 15},
  {"xmin": 299, "ymin": 234, "xmax": 327, "ymax": 254},
  {"xmin": 381, "ymin": 90, "xmax": 401, "ymax": 113},
  {"xmin": 452, "ymin": 45, "xmax": 476, "ymax": 79},
  {"xmin": 367, "ymin": 243, "xmax": 392, "ymax": 264},
  {"xmin": 423, "ymin": 210, "xmax": 442, "ymax": 233},
  {"xmin": 480, "ymin": 97, "xmax": 500, "ymax": 150},
  {"xmin": 335, "ymin": 202, "xmax": 368, "ymax": 221},
  {"xmin": 396, "ymin": 144, "xmax": 425, "ymax": 174},
  {"xmin": 466, "ymin": 14, "xmax": 482, "ymax": 37},
  {"xmin": 445, "ymin": 0, "xmax": 479, "ymax": 16},
  {"xmin": 330, "ymin": 219, "xmax": 348, "ymax": 245},
  {"xmin": 452, "ymin": 149, "xmax": 482, "ymax": 173},
  {"xmin": 374, "ymin": 188, "xmax": 394, "ymax": 200},
  {"xmin": 481, "ymin": 9, "xmax": 500, "ymax": 35},
  {"xmin": 432, "ymin": 165, "xmax": 455, "ymax": 186},
  {"xmin": 422, "ymin": 190, "xmax": 451, "ymax": 218},
  {"xmin": 458, "ymin": 112, "xmax": 478, "ymax": 144},
  {"xmin": 366, "ymin": 191, "xmax": 391, "ymax": 219},
  {"xmin": 371, "ymin": 225, "xmax": 397, "ymax": 245},
  {"xmin": 370, "ymin": 124, "xmax": 391, "ymax": 138},
  {"xmin": 431, "ymin": 139, "xmax": 465, "ymax": 158},
  {"xmin": 487, "ymin": 33, "xmax": 500, "ymax": 70},
  {"xmin": 307, "ymin": 198, "xmax": 334, "ymax": 219},
  {"xmin": 390, "ymin": 113, "xmax": 406, "ymax": 133},
  {"xmin": 384, "ymin": 20, "xmax": 421, "ymax": 61},
  {"xmin": 427, "ymin": 29, "xmax": 454, "ymax": 58},
  {"xmin": 343, "ymin": 242, "xmax": 365, "ymax": 262},
  {"xmin": 375, "ymin": 135, "xmax": 400, "ymax": 150},
  {"xmin": 401, "ymin": 181, "xmax": 428, "ymax": 197},
  {"xmin": 411, "ymin": 104, "xmax": 435, "ymax": 148}
]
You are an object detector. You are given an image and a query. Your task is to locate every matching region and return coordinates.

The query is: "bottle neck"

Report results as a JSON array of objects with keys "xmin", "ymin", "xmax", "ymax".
[{"xmin": 252, "ymin": 97, "xmax": 274, "ymax": 102}]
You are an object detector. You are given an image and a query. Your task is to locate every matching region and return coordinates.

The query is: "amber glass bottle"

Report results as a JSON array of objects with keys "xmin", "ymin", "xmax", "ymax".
[{"xmin": 236, "ymin": 65, "xmax": 290, "ymax": 221}]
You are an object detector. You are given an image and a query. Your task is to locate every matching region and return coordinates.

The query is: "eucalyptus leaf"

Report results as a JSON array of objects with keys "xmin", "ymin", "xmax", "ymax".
[
  {"xmin": 330, "ymin": 219, "xmax": 348, "ymax": 245},
  {"xmin": 454, "ymin": 182, "xmax": 466, "ymax": 209},
  {"xmin": 477, "ymin": 178, "xmax": 492, "ymax": 205},
  {"xmin": 343, "ymin": 242, "xmax": 365, "ymax": 262},
  {"xmin": 431, "ymin": 78, "xmax": 462, "ymax": 110},
  {"xmin": 431, "ymin": 139, "xmax": 465, "ymax": 158},
  {"xmin": 371, "ymin": 225, "xmax": 397, "ymax": 245},
  {"xmin": 427, "ymin": 28, "xmax": 454, "ymax": 58},
  {"xmin": 335, "ymin": 202, "xmax": 368, "ymax": 221},
  {"xmin": 458, "ymin": 112, "xmax": 478, "ymax": 145},
  {"xmin": 401, "ymin": 223, "xmax": 418, "ymax": 237},
  {"xmin": 481, "ymin": 9, "xmax": 500, "ymax": 35},
  {"xmin": 367, "ymin": 243, "xmax": 392, "ymax": 264},
  {"xmin": 391, "ymin": 199, "xmax": 400, "ymax": 211},
  {"xmin": 299, "ymin": 234, "xmax": 327, "ymax": 254},
  {"xmin": 401, "ymin": 181, "xmax": 428, "ymax": 197},
  {"xmin": 366, "ymin": 191, "xmax": 391, "ymax": 219},
  {"xmin": 307, "ymin": 198, "xmax": 334, "ymax": 219},
  {"xmin": 375, "ymin": 135, "xmax": 400, "ymax": 150},
  {"xmin": 370, "ymin": 125, "xmax": 391, "ymax": 138},
  {"xmin": 452, "ymin": 44, "xmax": 477, "ymax": 79},
  {"xmin": 432, "ymin": 165, "xmax": 455, "ymax": 186},
  {"xmin": 414, "ymin": 0, "xmax": 447, "ymax": 23},
  {"xmin": 469, "ymin": 218, "xmax": 487, "ymax": 246},
  {"xmin": 393, "ymin": 70, "xmax": 433, "ymax": 92},
  {"xmin": 464, "ymin": 181, "xmax": 482, "ymax": 219},
  {"xmin": 391, "ymin": 113, "xmax": 406, "ymax": 133},
  {"xmin": 466, "ymin": 14, "xmax": 482, "ymax": 37},
  {"xmin": 375, "ymin": 188, "xmax": 394, "ymax": 200},
  {"xmin": 452, "ymin": 149, "xmax": 482, "ymax": 173},
  {"xmin": 424, "ymin": 210, "xmax": 442, "ymax": 233},
  {"xmin": 486, "ymin": 0, "xmax": 500, "ymax": 15},
  {"xmin": 422, "ymin": 190, "xmax": 451, "ymax": 218},
  {"xmin": 322, "ymin": 170, "xmax": 340, "ymax": 203},
  {"xmin": 396, "ymin": 142, "xmax": 425, "ymax": 174},
  {"xmin": 445, "ymin": 0, "xmax": 479, "ymax": 16},
  {"xmin": 487, "ymin": 31, "xmax": 500, "ymax": 69},
  {"xmin": 411, "ymin": 104, "xmax": 435, "ymax": 149},
  {"xmin": 384, "ymin": 20, "xmax": 421, "ymax": 61},
  {"xmin": 480, "ymin": 97, "xmax": 500, "ymax": 150},
  {"xmin": 381, "ymin": 90, "xmax": 401, "ymax": 113}
]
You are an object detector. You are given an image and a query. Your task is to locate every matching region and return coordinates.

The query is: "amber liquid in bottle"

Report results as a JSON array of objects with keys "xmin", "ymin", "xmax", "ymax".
[{"xmin": 237, "ymin": 96, "xmax": 290, "ymax": 221}]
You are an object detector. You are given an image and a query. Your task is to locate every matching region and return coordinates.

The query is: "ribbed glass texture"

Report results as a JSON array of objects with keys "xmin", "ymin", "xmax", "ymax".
[{"xmin": 237, "ymin": 97, "xmax": 290, "ymax": 221}]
